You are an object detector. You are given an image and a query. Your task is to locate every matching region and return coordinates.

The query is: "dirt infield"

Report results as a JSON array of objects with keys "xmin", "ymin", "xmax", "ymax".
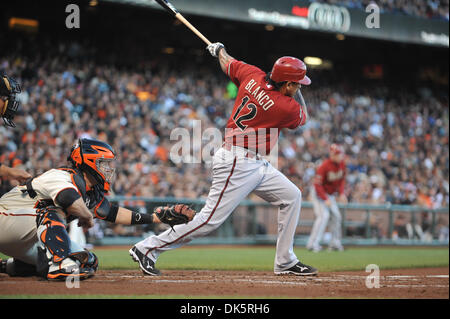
[{"xmin": 0, "ymin": 267, "xmax": 448, "ymax": 298}]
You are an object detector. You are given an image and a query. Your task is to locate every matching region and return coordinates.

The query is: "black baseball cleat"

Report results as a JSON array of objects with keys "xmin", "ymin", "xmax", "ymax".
[
  {"xmin": 275, "ymin": 261, "xmax": 318, "ymax": 276},
  {"xmin": 129, "ymin": 246, "xmax": 161, "ymax": 276}
]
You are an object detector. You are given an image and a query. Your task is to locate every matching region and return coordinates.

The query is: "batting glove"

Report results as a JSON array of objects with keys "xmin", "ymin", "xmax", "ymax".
[{"xmin": 207, "ymin": 42, "xmax": 224, "ymax": 58}]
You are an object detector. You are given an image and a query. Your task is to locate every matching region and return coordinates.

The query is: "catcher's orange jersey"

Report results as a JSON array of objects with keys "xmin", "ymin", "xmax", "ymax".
[{"xmin": 224, "ymin": 60, "xmax": 306, "ymax": 155}]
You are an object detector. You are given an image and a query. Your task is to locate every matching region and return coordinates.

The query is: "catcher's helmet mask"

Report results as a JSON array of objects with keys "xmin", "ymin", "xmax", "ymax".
[
  {"xmin": 68, "ymin": 138, "xmax": 116, "ymax": 191},
  {"xmin": 1, "ymin": 95, "xmax": 19, "ymax": 127},
  {"xmin": 1, "ymin": 75, "xmax": 22, "ymax": 127}
]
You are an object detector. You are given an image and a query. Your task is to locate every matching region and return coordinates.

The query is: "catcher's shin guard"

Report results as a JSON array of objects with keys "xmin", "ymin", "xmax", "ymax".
[
  {"xmin": 35, "ymin": 207, "xmax": 94, "ymax": 281},
  {"xmin": 36, "ymin": 206, "xmax": 71, "ymax": 263}
]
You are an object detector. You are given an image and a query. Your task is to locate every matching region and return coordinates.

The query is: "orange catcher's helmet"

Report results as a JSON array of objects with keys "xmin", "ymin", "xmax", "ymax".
[
  {"xmin": 68, "ymin": 138, "xmax": 116, "ymax": 191},
  {"xmin": 270, "ymin": 57, "xmax": 311, "ymax": 85}
]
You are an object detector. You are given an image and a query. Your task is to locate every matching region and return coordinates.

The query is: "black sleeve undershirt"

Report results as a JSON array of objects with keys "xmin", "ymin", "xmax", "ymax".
[{"xmin": 55, "ymin": 188, "xmax": 81, "ymax": 210}]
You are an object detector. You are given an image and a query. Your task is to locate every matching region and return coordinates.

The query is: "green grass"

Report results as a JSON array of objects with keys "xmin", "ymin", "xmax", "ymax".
[
  {"xmin": 2, "ymin": 246, "xmax": 448, "ymax": 272},
  {"xmin": 94, "ymin": 246, "xmax": 448, "ymax": 272}
]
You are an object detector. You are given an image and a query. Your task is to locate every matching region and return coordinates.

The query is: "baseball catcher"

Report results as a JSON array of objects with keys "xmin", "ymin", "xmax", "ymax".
[{"xmin": 0, "ymin": 138, "xmax": 196, "ymax": 281}]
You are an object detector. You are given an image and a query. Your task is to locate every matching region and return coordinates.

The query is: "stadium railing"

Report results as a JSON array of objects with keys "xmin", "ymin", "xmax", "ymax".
[{"xmin": 100, "ymin": 196, "xmax": 449, "ymax": 246}]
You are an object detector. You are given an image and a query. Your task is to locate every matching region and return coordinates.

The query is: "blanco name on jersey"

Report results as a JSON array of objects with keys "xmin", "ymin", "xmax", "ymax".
[{"xmin": 245, "ymin": 79, "xmax": 275, "ymax": 111}]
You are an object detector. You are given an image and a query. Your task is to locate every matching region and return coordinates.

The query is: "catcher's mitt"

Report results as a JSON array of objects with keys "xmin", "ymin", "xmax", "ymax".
[{"xmin": 154, "ymin": 204, "xmax": 196, "ymax": 229}]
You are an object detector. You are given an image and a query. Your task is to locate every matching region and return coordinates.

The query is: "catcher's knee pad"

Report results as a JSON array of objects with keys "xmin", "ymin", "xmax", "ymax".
[{"xmin": 36, "ymin": 206, "xmax": 71, "ymax": 263}]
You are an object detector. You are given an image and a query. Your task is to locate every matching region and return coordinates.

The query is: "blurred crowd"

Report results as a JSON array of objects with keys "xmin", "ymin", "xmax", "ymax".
[
  {"xmin": 0, "ymin": 37, "xmax": 448, "ymax": 212},
  {"xmin": 316, "ymin": 0, "xmax": 449, "ymax": 20}
]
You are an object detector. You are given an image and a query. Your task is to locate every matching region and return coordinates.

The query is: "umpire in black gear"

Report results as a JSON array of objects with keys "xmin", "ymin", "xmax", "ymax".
[{"xmin": 0, "ymin": 74, "xmax": 31, "ymax": 186}]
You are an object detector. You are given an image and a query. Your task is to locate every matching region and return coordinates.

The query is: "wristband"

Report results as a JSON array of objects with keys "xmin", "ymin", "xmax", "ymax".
[{"xmin": 130, "ymin": 211, "xmax": 154, "ymax": 225}]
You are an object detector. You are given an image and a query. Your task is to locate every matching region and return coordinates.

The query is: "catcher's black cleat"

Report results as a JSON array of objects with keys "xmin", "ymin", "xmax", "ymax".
[
  {"xmin": 274, "ymin": 261, "xmax": 318, "ymax": 276},
  {"xmin": 129, "ymin": 246, "xmax": 161, "ymax": 276}
]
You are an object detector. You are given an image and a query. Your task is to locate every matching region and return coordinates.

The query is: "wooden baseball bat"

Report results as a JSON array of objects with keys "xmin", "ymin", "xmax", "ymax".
[{"xmin": 154, "ymin": 0, "xmax": 212, "ymax": 46}]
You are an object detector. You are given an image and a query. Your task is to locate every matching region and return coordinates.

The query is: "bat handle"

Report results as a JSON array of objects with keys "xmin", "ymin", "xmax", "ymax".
[{"xmin": 175, "ymin": 13, "xmax": 212, "ymax": 46}]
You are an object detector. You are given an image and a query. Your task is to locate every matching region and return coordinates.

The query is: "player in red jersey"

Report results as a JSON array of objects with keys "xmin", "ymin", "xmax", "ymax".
[
  {"xmin": 222, "ymin": 52, "xmax": 310, "ymax": 154},
  {"xmin": 307, "ymin": 144, "xmax": 348, "ymax": 252},
  {"xmin": 130, "ymin": 42, "xmax": 318, "ymax": 276}
]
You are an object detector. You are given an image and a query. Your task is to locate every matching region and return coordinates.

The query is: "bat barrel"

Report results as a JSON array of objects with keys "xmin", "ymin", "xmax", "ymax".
[{"xmin": 154, "ymin": 0, "xmax": 178, "ymax": 16}]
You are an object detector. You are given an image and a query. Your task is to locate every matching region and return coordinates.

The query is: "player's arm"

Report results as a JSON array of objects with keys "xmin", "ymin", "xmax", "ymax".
[
  {"xmin": 40, "ymin": 173, "xmax": 93, "ymax": 228},
  {"xmin": 87, "ymin": 189, "xmax": 158, "ymax": 225},
  {"xmin": 338, "ymin": 167, "xmax": 348, "ymax": 203},
  {"xmin": 294, "ymin": 88, "xmax": 309, "ymax": 125},
  {"xmin": 85, "ymin": 185, "xmax": 160, "ymax": 225},
  {"xmin": 206, "ymin": 42, "xmax": 235, "ymax": 74},
  {"xmin": 66, "ymin": 197, "xmax": 94, "ymax": 229},
  {"xmin": 218, "ymin": 47, "xmax": 235, "ymax": 74},
  {"xmin": 0, "ymin": 163, "xmax": 32, "ymax": 183},
  {"xmin": 91, "ymin": 197, "xmax": 198, "ymax": 227},
  {"xmin": 313, "ymin": 165, "xmax": 329, "ymax": 202},
  {"xmin": 54, "ymin": 188, "xmax": 93, "ymax": 228},
  {"xmin": 86, "ymin": 186, "xmax": 195, "ymax": 226},
  {"xmin": 113, "ymin": 206, "xmax": 160, "ymax": 225}
]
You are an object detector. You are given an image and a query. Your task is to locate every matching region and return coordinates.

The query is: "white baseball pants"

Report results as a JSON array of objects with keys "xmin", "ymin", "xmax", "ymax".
[
  {"xmin": 135, "ymin": 145, "xmax": 303, "ymax": 272},
  {"xmin": 307, "ymin": 188, "xmax": 343, "ymax": 250}
]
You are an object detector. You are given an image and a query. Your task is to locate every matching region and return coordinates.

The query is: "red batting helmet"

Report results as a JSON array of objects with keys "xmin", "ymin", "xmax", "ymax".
[{"xmin": 270, "ymin": 57, "xmax": 311, "ymax": 85}]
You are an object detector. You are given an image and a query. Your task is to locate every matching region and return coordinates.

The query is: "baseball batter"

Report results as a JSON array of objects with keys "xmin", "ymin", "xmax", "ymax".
[
  {"xmin": 0, "ymin": 138, "xmax": 195, "ymax": 280},
  {"xmin": 129, "ymin": 42, "xmax": 318, "ymax": 276},
  {"xmin": 307, "ymin": 144, "xmax": 347, "ymax": 252}
]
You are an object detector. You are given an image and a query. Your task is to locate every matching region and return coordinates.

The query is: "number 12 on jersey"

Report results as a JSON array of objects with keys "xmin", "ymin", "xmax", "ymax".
[{"xmin": 233, "ymin": 96, "xmax": 258, "ymax": 131}]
